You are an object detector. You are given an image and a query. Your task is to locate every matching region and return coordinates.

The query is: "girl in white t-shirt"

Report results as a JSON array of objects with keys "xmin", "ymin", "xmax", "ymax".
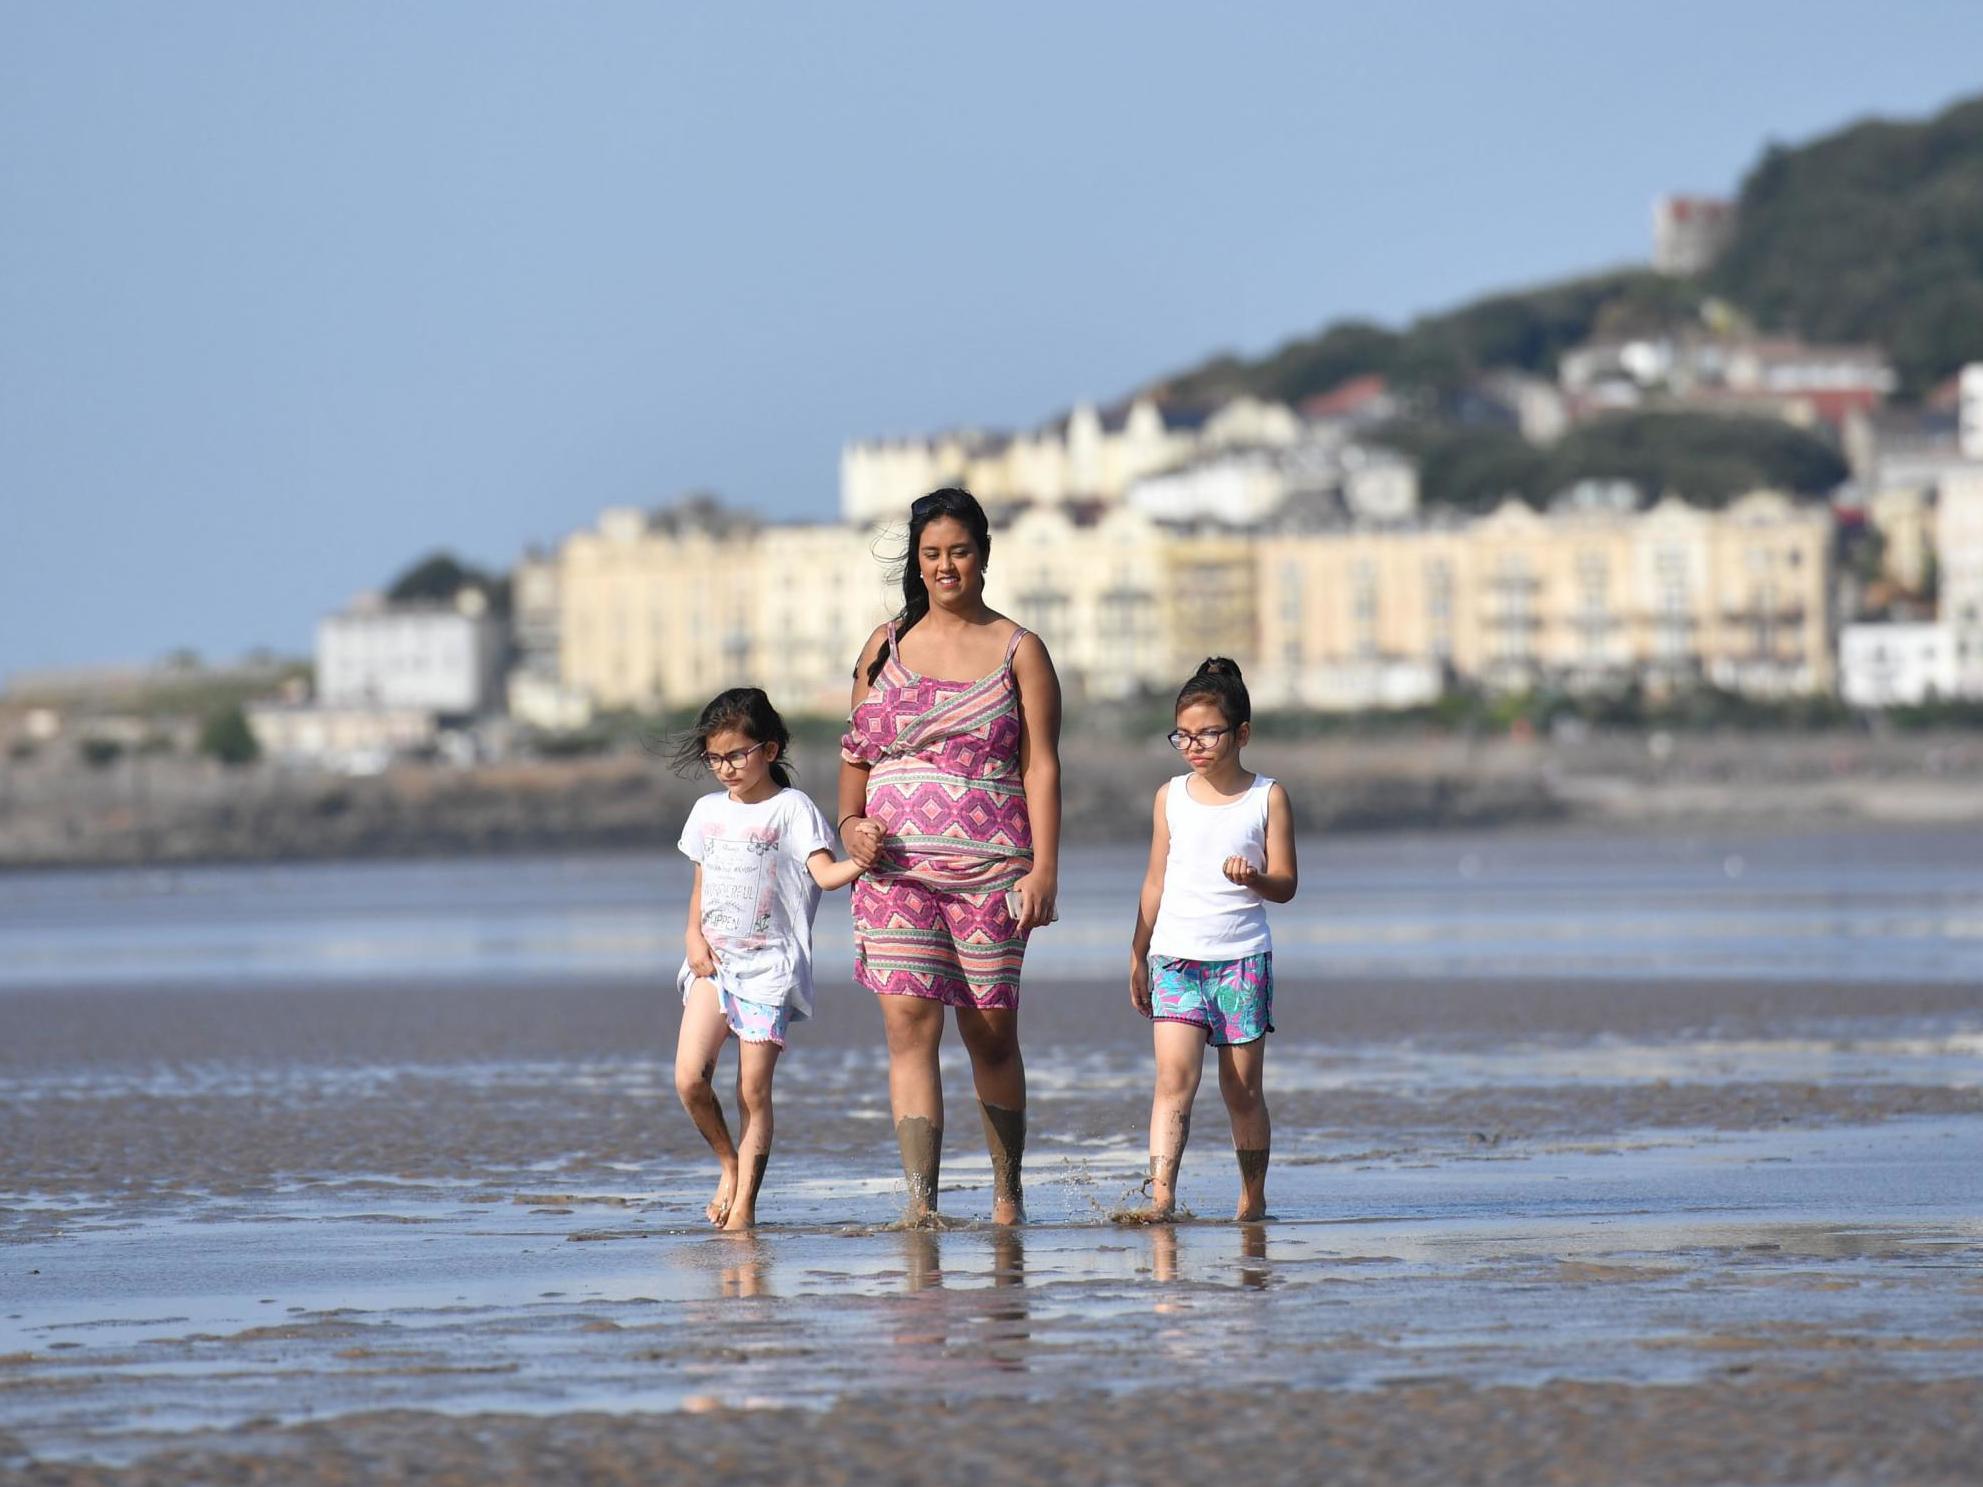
[
  {"xmin": 671, "ymin": 687, "xmax": 863, "ymax": 1231},
  {"xmin": 1123, "ymin": 658, "xmax": 1298, "ymax": 1223}
]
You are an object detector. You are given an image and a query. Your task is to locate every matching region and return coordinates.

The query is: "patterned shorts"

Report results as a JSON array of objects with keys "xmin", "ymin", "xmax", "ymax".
[
  {"xmin": 852, "ymin": 878, "xmax": 1027, "ymax": 1010},
  {"xmin": 1145, "ymin": 951, "xmax": 1274, "ymax": 1046},
  {"xmin": 679, "ymin": 967, "xmax": 791, "ymax": 1048}
]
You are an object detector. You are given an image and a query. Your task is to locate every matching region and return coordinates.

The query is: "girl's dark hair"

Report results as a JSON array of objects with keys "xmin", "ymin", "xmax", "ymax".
[
  {"xmin": 1175, "ymin": 657, "xmax": 1250, "ymax": 728},
  {"xmin": 864, "ymin": 488, "xmax": 993, "ymax": 685},
  {"xmin": 670, "ymin": 686, "xmax": 794, "ymax": 788}
]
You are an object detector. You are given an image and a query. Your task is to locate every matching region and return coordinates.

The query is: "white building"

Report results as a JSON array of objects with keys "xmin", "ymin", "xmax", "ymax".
[
  {"xmin": 1839, "ymin": 623, "xmax": 1957, "ymax": 708},
  {"xmin": 1127, "ymin": 448, "xmax": 1289, "ymax": 525},
  {"xmin": 1653, "ymin": 194, "xmax": 1735, "ymax": 275},
  {"xmin": 1961, "ymin": 363, "xmax": 1983, "ymax": 460},
  {"xmin": 1938, "ymin": 464, "xmax": 1983, "ymax": 697},
  {"xmin": 246, "ymin": 701, "xmax": 439, "ymax": 774},
  {"xmin": 316, "ymin": 591, "xmax": 506, "ymax": 716}
]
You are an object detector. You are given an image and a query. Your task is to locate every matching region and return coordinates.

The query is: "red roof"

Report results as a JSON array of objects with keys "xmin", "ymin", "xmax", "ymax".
[{"xmin": 1301, "ymin": 373, "xmax": 1390, "ymax": 419}]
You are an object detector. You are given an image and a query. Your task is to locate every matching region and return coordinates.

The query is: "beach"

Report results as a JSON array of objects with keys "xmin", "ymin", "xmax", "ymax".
[{"xmin": 4, "ymin": 829, "xmax": 1983, "ymax": 1483}]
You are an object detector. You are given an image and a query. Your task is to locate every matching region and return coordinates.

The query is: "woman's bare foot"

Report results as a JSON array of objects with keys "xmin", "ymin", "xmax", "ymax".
[
  {"xmin": 706, "ymin": 1165, "xmax": 737, "ymax": 1227},
  {"xmin": 1111, "ymin": 1199, "xmax": 1175, "ymax": 1225},
  {"xmin": 1233, "ymin": 1195, "xmax": 1266, "ymax": 1221}
]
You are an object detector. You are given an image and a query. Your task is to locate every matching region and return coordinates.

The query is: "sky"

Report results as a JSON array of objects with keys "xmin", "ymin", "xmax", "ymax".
[{"xmin": 5, "ymin": 1, "xmax": 1983, "ymax": 685}]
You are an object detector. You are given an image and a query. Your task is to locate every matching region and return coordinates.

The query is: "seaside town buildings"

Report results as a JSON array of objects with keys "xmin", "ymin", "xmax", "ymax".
[{"xmin": 183, "ymin": 352, "xmax": 1983, "ymax": 771}]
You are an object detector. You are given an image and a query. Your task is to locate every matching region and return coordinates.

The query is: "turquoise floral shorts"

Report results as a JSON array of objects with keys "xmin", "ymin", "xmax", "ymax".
[{"xmin": 1145, "ymin": 951, "xmax": 1274, "ymax": 1046}]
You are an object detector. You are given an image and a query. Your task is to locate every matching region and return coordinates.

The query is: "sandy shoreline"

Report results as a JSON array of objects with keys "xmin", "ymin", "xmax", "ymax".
[{"xmin": 10, "ymin": 1376, "xmax": 1983, "ymax": 1487}]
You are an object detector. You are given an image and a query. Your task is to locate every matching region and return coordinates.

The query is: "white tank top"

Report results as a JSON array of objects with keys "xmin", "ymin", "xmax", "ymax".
[{"xmin": 1148, "ymin": 773, "xmax": 1275, "ymax": 961}]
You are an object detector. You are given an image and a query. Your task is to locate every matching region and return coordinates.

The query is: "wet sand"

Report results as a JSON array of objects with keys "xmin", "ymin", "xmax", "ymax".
[{"xmin": 6, "ymin": 965, "xmax": 1983, "ymax": 1482}]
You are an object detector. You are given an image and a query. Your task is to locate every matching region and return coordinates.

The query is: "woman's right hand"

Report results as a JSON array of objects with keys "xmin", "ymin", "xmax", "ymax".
[
  {"xmin": 686, "ymin": 934, "xmax": 718, "ymax": 979},
  {"xmin": 843, "ymin": 815, "xmax": 887, "ymax": 869},
  {"xmin": 1129, "ymin": 955, "xmax": 1152, "ymax": 1016}
]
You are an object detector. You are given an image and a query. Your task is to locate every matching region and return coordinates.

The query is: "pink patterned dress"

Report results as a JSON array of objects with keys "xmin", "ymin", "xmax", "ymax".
[{"xmin": 841, "ymin": 622, "xmax": 1034, "ymax": 1009}]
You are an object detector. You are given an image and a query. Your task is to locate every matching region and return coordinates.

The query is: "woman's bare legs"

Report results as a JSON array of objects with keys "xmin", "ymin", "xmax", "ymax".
[{"xmin": 956, "ymin": 1005, "xmax": 1026, "ymax": 1224}]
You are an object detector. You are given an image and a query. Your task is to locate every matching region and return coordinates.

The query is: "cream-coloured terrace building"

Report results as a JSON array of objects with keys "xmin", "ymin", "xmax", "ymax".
[
  {"xmin": 553, "ymin": 489, "xmax": 1835, "ymax": 720},
  {"xmin": 1254, "ymin": 490, "xmax": 1834, "ymax": 708}
]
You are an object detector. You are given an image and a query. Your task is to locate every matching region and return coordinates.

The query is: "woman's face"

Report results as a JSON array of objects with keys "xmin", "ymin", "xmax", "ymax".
[{"xmin": 917, "ymin": 516, "xmax": 985, "ymax": 608}]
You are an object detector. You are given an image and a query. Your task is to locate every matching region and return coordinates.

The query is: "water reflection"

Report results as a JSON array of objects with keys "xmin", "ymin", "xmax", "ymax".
[
  {"xmin": 1237, "ymin": 1222, "xmax": 1270, "ymax": 1290},
  {"xmin": 718, "ymin": 1233, "xmax": 771, "ymax": 1298}
]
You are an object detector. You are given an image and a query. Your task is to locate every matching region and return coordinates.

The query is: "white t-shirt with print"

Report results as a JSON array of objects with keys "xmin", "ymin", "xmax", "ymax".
[{"xmin": 677, "ymin": 787, "xmax": 834, "ymax": 1020}]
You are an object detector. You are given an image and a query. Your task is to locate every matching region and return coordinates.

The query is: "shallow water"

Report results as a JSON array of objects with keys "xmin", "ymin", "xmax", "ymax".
[
  {"xmin": 4, "ymin": 826, "xmax": 1983, "ymax": 1466},
  {"xmin": 5, "ymin": 825, "xmax": 1983, "ymax": 987}
]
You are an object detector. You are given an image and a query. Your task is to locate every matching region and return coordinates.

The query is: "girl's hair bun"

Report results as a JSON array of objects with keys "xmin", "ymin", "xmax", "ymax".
[{"xmin": 1176, "ymin": 656, "xmax": 1251, "ymax": 726}]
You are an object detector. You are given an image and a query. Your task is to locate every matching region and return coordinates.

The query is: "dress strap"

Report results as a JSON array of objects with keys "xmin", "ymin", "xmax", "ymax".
[{"xmin": 1002, "ymin": 625, "xmax": 1030, "ymax": 664}]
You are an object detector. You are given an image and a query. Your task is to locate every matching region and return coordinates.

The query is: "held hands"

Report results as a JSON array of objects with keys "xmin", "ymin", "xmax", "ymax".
[
  {"xmin": 842, "ymin": 816, "xmax": 887, "ymax": 870},
  {"xmin": 1129, "ymin": 954, "xmax": 1152, "ymax": 1015},
  {"xmin": 686, "ymin": 933, "xmax": 718, "ymax": 980},
  {"xmin": 1222, "ymin": 854, "xmax": 1263, "ymax": 891}
]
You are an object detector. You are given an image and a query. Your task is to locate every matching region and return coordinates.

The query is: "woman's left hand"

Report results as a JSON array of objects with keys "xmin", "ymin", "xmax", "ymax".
[{"xmin": 1011, "ymin": 870, "xmax": 1058, "ymax": 932}]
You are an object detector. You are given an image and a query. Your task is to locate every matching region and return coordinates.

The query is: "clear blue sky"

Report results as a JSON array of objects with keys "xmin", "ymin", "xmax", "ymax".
[{"xmin": 5, "ymin": 2, "xmax": 1982, "ymax": 684}]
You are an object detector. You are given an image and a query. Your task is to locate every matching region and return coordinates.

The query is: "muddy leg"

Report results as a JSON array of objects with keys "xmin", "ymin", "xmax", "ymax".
[
  {"xmin": 722, "ymin": 1038, "xmax": 780, "ymax": 1231},
  {"xmin": 881, "ymin": 996, "xmax": 947, "ymax": 1223},
  {"xmin": 1117, "ymin": 1021, "xmax": 1204, "ymax": 1224},
  {"xmin": 673, "ymin": 977, "xmax": 737, "ymax": 1227},
  {"xmin": 957, "ymin": 1006, "xmax": 1026, "ymax": 1224},
  {"xmin": 1219, "ymin": 1039, "xmax": 1270, "ymax": 1221}
]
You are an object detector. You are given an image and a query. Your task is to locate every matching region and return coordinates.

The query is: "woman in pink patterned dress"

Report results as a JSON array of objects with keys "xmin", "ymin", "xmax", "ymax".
[{"xmin": 838, "ymin": 488, "xmax": 1062, "ymax": 1226}]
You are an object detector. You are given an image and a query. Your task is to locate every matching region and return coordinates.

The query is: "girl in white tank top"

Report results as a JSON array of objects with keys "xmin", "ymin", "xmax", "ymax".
[{"xmin": 1123, "ymin": 659, "xmax": 1298, "ymax": 1224}]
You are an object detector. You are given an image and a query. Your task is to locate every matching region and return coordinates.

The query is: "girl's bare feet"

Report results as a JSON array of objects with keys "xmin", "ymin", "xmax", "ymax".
[
  {"xmin": 706, "ymin": 1165, "xmax": 737, "ymax": 1227},
  {"xmin": 1235, "ymin": 1147, "xmax": 1268, "ymax": 1221},
  {"xmin": 721, "ymin": 1152, "xmax": 768, "ymax": 1230},
  {"xmin": 1111, "ymin": 1154, "xmax": 1180, "ymax": 1225}
]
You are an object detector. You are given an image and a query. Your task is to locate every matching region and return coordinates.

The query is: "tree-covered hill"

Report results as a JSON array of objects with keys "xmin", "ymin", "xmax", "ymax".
[
  {"xmin": 1149, "ymin": 91, "xmax": 1983, "ymax": 412},
  {"xmin": 1371, "ymin": 412, "xmax": 1850, "ymax": 511},
  {"xmin": 1710, "ymin": 93, "xmax": 1983, "ymax": 395}
]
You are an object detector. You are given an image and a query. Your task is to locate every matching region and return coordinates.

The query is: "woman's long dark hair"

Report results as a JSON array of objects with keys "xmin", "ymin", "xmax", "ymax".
[
  {"xmin": 864, "ymin": 488, "xmax": 993, "ymax": 686},
  {"xmin": 670, "ymin": 686, "xmax": 794, "ymax": 788},
  {"xmin": 1175, "ymin": 657, "xmax": 1250, "ymax": 728}
]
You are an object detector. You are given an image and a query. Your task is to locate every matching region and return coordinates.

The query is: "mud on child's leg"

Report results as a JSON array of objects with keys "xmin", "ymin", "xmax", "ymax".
[
  {"xmin": 674, "ymin": 977, "xmax": 739, "ymax": 1226},
  {"xmin": 1218, "ymin": 1040, "xmax": 1269, "ymax": 1222}
]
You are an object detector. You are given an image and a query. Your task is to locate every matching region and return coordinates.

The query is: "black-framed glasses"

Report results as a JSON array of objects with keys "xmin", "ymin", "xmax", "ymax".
[
  {"xmin": 1167, "ymin": 727, "xmax": 1230, "ymax": 752},
  {"xmin": 701, "ymin": 741, "xmax": 769, "ymax": 770}
]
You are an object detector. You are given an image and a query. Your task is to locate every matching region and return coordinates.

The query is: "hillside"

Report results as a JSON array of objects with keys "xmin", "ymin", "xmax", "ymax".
[{"xmin": 1150, "ymin": 91, "xmax": 1983, "ymax": 412}]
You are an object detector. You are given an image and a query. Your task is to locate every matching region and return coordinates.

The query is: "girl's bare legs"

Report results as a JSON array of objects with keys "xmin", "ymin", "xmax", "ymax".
[
  {"xmin": 673, "ymin": 977, "xmax": 738, "ymax": 1226},
  {"xmin": 1218, "ymin": 1040, "xmax": 1270, "ymax": 1221},
  {"xmin": 723, "ymin": 1038, "xmax": 781, "ymax": 1231},
  {"xmin": 956, "ymin": 1005, "xmax": 1026, "ymax": 1225},
  {"xmin": 1123, "ymin": 1021, "xmax": 1206, "ymax": 1222},
  {"xmin": 881, "ymin": 996, "xmax": 947, "ymax": 1223}
]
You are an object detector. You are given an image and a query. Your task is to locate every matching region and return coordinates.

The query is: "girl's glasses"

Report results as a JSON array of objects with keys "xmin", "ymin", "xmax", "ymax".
[
  {"xmin": 1167, "ymin": 727, "xmax": 1229, "ymax": 752},
  {"xmin": 700, "ymin": 741, "xmax": 768, "ymax": 770}
]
